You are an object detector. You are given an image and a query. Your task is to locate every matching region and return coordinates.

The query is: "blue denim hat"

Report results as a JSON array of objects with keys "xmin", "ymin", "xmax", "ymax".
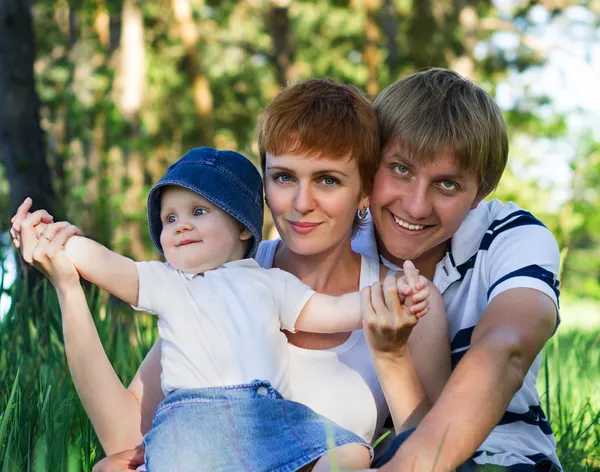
[{"xmin": 147, "ymin": 147, "xmax": 264, "ymax": 258}]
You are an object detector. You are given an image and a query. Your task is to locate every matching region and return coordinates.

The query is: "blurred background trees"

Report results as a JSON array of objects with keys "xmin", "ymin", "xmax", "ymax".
[{"xmin": 1, "ymin": 0, "xmax": 599, "ymax": 301}]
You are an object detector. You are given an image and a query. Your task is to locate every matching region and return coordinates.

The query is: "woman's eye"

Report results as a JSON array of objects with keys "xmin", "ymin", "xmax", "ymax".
[
  {"xmin": 194, "ymin": 208, "xmax": 206, "ymax": 216},
  {"xmin": 274, "ymin": 173, "xmax": 293, "ymax": 184},
  {"xmin": 321, "ymin": 176, "xmax": 339, "ymax": 186},
  {"xmin": 395, "ymin": 165, "xmax": 409, "ymax": 175}
]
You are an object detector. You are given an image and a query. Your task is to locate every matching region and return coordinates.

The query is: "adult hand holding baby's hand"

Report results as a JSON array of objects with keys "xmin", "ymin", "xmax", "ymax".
[
  {"xmin": 29, "ymin": 221, "xmax": 83, "ymax": 292},
  {"xmin": 362, "ymin": 261, "xmax": 430, "ymax": 356},
  {"xmin": 10, "ymin": 197, "xmax": 54, "ymax": 259}
]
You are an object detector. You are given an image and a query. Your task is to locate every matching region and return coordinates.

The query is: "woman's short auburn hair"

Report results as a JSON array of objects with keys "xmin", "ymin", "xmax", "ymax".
[{"xmin": 257, "ymin": 78, "xmax": 380, "ymax": 196}]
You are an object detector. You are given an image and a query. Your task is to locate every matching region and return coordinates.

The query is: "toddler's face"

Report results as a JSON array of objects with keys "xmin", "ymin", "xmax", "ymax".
[{"xmin": 159, "ymin": 187, "xmax": 251, "ymax": 274}]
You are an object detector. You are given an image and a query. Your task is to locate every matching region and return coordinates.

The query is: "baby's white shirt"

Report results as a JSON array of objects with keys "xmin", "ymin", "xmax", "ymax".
[{"xmin": 134, "ymin": 258, "xmax": 315, "ymax": 398}]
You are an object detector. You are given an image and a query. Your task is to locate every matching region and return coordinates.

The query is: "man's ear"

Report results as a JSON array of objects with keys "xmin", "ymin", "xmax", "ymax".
[{"xmin": 239, "ymin": 224, "xmax": 253, "ymax": 241}]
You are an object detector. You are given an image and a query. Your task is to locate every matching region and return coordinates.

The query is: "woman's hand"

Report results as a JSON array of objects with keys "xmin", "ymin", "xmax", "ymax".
[
  {"xmin": 362, "ymin": 261, "xmax": 430, "ymax": 356},
  {"xmin": 29, "ymin": 221, "xmax": 82, "ymax": 291},
  {"xmin": 10, "ymin": 197, "xmax": 54, "ymax": 258},
  {"xmin": 92, "ymin": 448, "xmax": 145, "ymax": 472}
]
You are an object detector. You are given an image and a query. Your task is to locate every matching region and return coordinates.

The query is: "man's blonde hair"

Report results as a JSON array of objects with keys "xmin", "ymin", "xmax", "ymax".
[{"xmin": 374, "ymin": 68, "xmax": 508, "ymax": 198}]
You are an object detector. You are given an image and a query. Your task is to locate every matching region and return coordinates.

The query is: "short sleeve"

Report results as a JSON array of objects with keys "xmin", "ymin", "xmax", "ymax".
[
  {"xmin": 485, "ymin": 220, "xmax": 561, "ymax": 328},
  {"xmin": 133, "ymin": 261, "xmax": 177, "ymax": 316},
  {"xmin": 269, "ymin": 268, "xmax": 316, "ymax": 332}
]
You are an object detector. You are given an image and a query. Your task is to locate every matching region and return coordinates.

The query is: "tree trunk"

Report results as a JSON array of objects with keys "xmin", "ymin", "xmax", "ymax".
[
  {"xmin": 0, "ymin": 0, "xmax": 58, "ymax": 214},
  {"xmin": 269, "ymin": 0, "xmax": 293, "ymax": 88},
  {"xmin": 364, "ymin": 0, "xmax": 382, "ymax": 99},
  {"xmin": 0, "ymin": 0, "xmax": 59, "ymax": 288},
  {"xmin": 172, "ymin": 0, "xmax": 214, "ymax": 146}
]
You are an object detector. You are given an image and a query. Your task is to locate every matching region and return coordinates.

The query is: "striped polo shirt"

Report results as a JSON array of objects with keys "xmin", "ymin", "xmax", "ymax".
[{"xmin": 352, "ymin": 199, "xmax": 561, "ymax": 468}]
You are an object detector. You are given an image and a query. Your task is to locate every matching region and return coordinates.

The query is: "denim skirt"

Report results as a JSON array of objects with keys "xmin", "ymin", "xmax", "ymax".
[{"xmin": 144, "ymin": 380, "xmax": 371, "ymax": 472}]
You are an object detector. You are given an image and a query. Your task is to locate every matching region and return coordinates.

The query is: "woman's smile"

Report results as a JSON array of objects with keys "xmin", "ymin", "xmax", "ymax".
[{"xmin": 288, "ymin": 220, "xmax": 323, "ymax": 235}]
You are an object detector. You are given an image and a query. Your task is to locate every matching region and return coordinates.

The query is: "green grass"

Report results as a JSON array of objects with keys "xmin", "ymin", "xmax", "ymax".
[{"xmin": 0, "ymin": 280, "xmax": 599, "ymax": 471}]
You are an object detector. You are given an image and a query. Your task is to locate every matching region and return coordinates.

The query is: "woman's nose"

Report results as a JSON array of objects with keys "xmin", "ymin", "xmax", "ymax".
[{"xmin": 293, "ymin": 183, "xmax": 317, "ymax": 214}]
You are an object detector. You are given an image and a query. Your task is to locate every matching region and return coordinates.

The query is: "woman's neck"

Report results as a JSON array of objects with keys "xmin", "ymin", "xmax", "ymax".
[{"xmin": 273, "ymin": 237, "xmax": 361, "ymax": 296}]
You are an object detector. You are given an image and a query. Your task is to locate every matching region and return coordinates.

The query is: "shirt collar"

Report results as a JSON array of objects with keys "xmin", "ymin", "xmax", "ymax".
[
  {"xmin": 447, "ymin": 200, "xmax": 489, "ymax": 267},
  {"xmin": 171, "ymin": 258, "xmax": 262, "ymax": 280}
]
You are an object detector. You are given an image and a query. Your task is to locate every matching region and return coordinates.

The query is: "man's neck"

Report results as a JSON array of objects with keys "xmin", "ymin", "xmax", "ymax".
[{"xmin": 376, "ymin": 237, "xmax": 450, "ymax": 281}]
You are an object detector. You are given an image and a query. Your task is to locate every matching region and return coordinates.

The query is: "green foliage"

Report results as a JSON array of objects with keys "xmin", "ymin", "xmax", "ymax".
[
  {"xmin": 0, "ymin": 279, "xmax": 598, "ymax": 470},
  {"xmin": 0, "ymin": 279, "xmax": 156, "ymax": 471}
]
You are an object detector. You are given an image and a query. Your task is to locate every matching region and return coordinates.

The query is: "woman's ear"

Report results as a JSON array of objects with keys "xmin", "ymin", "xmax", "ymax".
[
  {"xmin": 239, "ymin": 224, "xmax": 253, "ymax": 241},
  {"xmin": 358, "ymin": 193, "xmax": 370, "ymax": 212}
]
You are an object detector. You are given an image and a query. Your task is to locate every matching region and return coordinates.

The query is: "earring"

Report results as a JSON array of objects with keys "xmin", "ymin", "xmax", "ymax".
[{"xmin": 358, "ymin": 207, "xmax": 368, "ymax": 220}]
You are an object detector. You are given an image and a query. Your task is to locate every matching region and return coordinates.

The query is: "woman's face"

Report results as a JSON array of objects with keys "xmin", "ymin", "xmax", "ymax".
[{"xmin": 264, "ymin": 151, "xmax": 368, "ymax": 256}]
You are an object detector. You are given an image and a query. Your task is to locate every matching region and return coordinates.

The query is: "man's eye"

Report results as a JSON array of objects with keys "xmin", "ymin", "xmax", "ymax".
[
  {"xmin": 441, "ymin": 181, "xmax": 457, "ymax": 190},
  {"xmin": 194, "ymin": 209, "xmax": 206, "ymax": 216}
]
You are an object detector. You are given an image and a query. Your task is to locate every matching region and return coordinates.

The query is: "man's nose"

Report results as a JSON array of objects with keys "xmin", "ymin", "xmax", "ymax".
[{"xmin": 404, "ymin": 184, "xmax": 432, "ymax": 220}]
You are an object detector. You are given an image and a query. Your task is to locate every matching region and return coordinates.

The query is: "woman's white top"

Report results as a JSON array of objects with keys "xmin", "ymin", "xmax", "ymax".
[{"xmin": 255, "ymin": 239, "xmax": 389, "ymax": 443}]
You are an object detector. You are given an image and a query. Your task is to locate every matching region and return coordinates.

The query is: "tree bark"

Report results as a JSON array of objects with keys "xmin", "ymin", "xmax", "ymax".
[
  {"xmin": 0, "ymin": 0, "xmax": 61, "ymax": 336},
  {"xmin": 269, "ymin": 0, "xmax": 293, "ymax": 88},
  {"xmin": 0, "ymin": 0, "xmax": 59, "ymax": 282}
]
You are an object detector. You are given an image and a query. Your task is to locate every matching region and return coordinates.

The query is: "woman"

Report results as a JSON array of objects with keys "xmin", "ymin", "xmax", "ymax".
[{"xmin": 12, "ymin": 78, "xmax": 451, "ymax": 470}]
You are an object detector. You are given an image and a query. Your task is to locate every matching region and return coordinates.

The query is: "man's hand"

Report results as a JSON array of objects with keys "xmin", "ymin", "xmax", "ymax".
[{"xmin": 92, "ymin": 448, "xmax": 145, "ymax": 472}]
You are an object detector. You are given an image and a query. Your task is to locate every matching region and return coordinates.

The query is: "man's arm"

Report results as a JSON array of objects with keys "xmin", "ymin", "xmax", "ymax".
[
  {"xmin": 64, "ymin": 236, "xmax": 139, "ymax": 306},
  {"xmin": 382, "ymin": 288, "xmax": 557, "ymax": 471}
]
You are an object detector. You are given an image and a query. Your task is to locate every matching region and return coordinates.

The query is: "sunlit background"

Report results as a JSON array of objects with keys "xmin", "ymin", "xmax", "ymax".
[
  {"xmin": 2, "ymin": 0, "xmax": 600, "ymax": 325},
  {"xmin": 1, "ymin": 1, "xmax": 600, "ymax": 470}
]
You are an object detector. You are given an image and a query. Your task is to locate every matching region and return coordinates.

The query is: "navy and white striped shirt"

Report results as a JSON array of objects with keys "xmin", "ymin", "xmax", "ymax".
[{"xmin": 352, "ymin": 200, "xmax": 561, "ymax": 468}]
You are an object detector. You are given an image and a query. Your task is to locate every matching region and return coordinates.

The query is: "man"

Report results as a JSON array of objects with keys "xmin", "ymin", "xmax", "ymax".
[{"xmin": 355, "ymin": 68, "xmax": 561, "ymax": 471}]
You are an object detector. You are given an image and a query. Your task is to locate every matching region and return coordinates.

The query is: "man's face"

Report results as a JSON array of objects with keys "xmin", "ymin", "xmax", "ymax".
[{"xmin": 370, "ymin": 142, "xmax": 482, "ymax": 270}]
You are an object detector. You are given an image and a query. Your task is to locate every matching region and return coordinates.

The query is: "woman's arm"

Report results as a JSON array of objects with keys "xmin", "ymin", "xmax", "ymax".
[
  {"xmin": 362, "ymin": 271, "xmax": 432, "ymax": 433},
  {"xmin": 11, "ymin": 200, "xmax": 165, "ymax": 454},
  {"xmin": 368, "ymin": 266, "xmax": 451, "ymax": 433},
  {"xmin": 406, "ymin": 285, "xmax": 451, "ymax": 403},
  {"xmin": 60, "ymin": 284, "xmax": 163, "ymax": 452}
]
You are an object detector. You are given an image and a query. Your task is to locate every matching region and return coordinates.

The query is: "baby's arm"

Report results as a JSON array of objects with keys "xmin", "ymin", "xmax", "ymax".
[
  {"xmin": 63, "ymin": 235, "xmax": 139, "ymax": 306},
  {"xmin": 296, "ymin": 261, "xmax": 430, "ymax": 333}
]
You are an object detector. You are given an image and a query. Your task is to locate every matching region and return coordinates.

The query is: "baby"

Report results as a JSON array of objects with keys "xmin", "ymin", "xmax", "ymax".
[{"xmin": 20, "ymin": 148, "xmax": 430, "ymax": 472}]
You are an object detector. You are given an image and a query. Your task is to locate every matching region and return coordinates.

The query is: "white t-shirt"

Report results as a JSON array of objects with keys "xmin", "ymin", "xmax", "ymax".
[
  {"xmin": 352, "ymin": 200, "xmax": 561, "ymax": 468},
  {"xmin": 255, "ymin": 240, "xmax": 389, "ymax": 443},
  {"xmin": 134, "ymin": 258, "xmax": 315, "ymax": 398}
]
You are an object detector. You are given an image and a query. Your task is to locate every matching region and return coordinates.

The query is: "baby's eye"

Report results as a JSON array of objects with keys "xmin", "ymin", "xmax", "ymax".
[
  {"xmin": 194, "ymin": 208, "xmax": 207, "ymax": 216},
  {"xmin": 167, "ymin": 215, "xmax": 177, "ymax": 223}
]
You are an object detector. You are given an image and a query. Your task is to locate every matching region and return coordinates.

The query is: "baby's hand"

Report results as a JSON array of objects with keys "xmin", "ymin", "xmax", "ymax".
[{"xmin": 398, "ymin": 260, "xmax": 431, "ymax": 319}]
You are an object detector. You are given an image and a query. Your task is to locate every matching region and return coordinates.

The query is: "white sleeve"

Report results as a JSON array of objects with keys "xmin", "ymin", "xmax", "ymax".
[
  {"xmin": 269, "ymin": 268, "xmax": 316, "ymax": 332},
  {"xmin": 485, "ymin": 220, "xmax": 561, "ymax": 328},
  {"xmin": 132, "ymin": 261, "xmax": 177, "ymax": 316}
]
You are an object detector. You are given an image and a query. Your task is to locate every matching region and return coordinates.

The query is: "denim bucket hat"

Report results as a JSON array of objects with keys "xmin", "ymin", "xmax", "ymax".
[{"xmin": 147, "ymin": 147, "xmax": 264, "ymax": 258}]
